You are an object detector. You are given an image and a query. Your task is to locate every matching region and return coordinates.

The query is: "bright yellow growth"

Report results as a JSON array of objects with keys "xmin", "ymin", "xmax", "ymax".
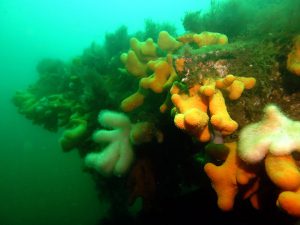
[
  {"xmin": 130, "ymin": 37, "xmax": 157, "ymax": 62},
  {"xmin": 209, "ymin": 89, "xmax": 238, "ymax": 135},
  {"xmin": 193, "ymin": 31, "xmax": 228, "ymax": 47},
  {"xmin": 199, "ymin": 78, "xmax": 216, "ymax": 97},
  {"xmin": 120, "ymin": 89, "xmax": 145, "ymax": 112},
  {"xmin": 216, "ymin": 74, "xmax": 256, "ymax": 100},
  {"xmin": 120, "ymin": 34, "xmax": 180, "ymax": 112},
  {"xmin": 171, "ymin": 84, "xmax": 210, "ymax": 142},
  {"xmin": 140, "ymin": 59, "xmax": 172, "ymax": 93},
  {"xmin": 120, "ymin": 50, "xmax": 177, "ymax": 111},
  {"xmin": 120, "ymin": 50, "xmax": 147, "ymax": 77},
  {"xmin": 176, "ymin": 33, "xmax": 195, "ymax": 43},
  {"xmin": 158, "ymin": 31, "xmax": 183, "ymax": 52}
]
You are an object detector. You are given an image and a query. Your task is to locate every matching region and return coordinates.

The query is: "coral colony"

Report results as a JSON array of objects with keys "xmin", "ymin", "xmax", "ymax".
[{"xmin": 13, "ymin": 23, "xmax": 300, "ymax": 222}]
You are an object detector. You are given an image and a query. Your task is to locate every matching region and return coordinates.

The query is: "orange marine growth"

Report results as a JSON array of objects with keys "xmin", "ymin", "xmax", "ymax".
[
  {"xmin": 140, "ymin": 59, "xmax": 172, "ymax": 93},
  {"xmin": 209, "ymin": 89, "xmax": 238, "ymax": 136},
  {"xmin": 204, "ymin": 142, "xmax": 257, "ymax": 211},
  {"xmin": 215, "ymin": 74, "xmax": 256, "ymax": 100},
  {"xmin": 120, "ymin": 88, "xmax": 145, "ymax": 112},
  {"xmin": 277, "ymin": 189, "xmax": 300, "ymax": 217},
  {"xmin": 171, "ymin": 83, "xmax": 210, "ymax": 142},
  {"xmin": 265, "ymin": 154, "xmax": 300, "ymax": 217}
]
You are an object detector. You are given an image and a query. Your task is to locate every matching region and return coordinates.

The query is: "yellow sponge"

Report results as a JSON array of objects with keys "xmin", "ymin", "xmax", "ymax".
[
  {"xmin": 158, "ymin": 31, "xmax": 183, "ymax": 52},
  {"xmin": 193, "ymin": 31, "xmax": 228, "ymax": 48}
]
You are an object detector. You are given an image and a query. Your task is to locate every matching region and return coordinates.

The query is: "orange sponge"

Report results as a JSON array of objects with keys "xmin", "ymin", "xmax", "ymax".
[
  {"xmin": 120, "ymin": 88, "xmax": 145, "ymax": 112},
  {"xmin": 265, "ymin": 153, "xmax": 300, "ymax": 217},
  {"xmin": 265, "ymin": 154, "xmax": 300, "ymax": 191},
  {"xmin": 140, "ymin": 59, "xmax": 172, "ymax": 93},
  {"xmin": 171, "ymin": 84, "xmax": 210, "ymax": 142},
  {"xmin": 216, "ymin": 74, "xmax": 256, "ymax": 100},
  {"xmin": 204, "ymin": 142, "xmax": 239, "ymax": 211},
  {"xmin": 204, "ymin": 142, "xmax": 257, "ymax": 211},
  {"xmin": 277, "ymin": 189, "xmax": 300, "ymax": 217},
  {"xmin": 209, "ymin": 89, "xmax": 238, "ymax": 135}
]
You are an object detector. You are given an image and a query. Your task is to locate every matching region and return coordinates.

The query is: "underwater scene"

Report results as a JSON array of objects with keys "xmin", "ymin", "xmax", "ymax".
[{"xmin": 1, "ymin": 0, "xmax": 300, "ymax": 224}]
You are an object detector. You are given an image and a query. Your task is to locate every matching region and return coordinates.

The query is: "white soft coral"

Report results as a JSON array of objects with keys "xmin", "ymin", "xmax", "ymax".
[
  {"xmin": 238, "ymin": 104, "xmax": 300, "ymax": 164},
  {"xmin": 84, "ymin": 110, "xmax": 134, "ymax": 177}
]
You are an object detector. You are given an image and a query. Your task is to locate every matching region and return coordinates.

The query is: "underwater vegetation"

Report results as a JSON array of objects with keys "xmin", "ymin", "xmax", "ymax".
[
  {"xmin": 183, "ymin": 0, "xmax": 300, "ymax": 39},
  {"xmin": 12, "ymin": 0, "xmax": 300, "ymax": 224}
]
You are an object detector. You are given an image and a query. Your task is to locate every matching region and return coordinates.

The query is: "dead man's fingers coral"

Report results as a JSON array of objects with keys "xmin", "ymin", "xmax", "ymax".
[
  {"xmin": 238, "ymin": 104, "xmax": 300, "ymax": 164},
  {"xmin": 84, "ymin": 110, "xmax": 134, "ymax": 177}
]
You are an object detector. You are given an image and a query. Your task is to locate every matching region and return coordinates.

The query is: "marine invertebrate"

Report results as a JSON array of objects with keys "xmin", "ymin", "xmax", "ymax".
[
  {"xmin": 119, "ymin": 30, "xmax": 235, "ymax": 118},
  {"xmin": 157, "ymin": 31, "xmax": 182, "ymax": 52},
  {"xmin": 265, "ymin": 154, "xmax": 300, "ymax": 216},
  {"xmin": 205, "ymin": 141, "xmax": 300, "ymax": 215},
  {"xmin": 120, "ymin": 87, "xmax": 146, "ymax": 112},
  {"xmin": 84, "ymin": 110, "xmax": 161, "ymax": 176},
  {"xmin": 193, "ymin": 31, "xmax": 228, "ymax": 48},
  {"xmin": 238, "ymin": 104, "xmax": 300, "ymax": 164},
  {"xmin": 12, "ymin": 19, "xmax": 300, "ymax": 222},
  {"xmin": 278, "ymin": 189, "xmax": 300, "ymax": 217},
  {"xmin": 171, "ymin": 73, "xmax": 255, "ymax": 142},
  {"xmin": 204, "ymin": 142, "xmax": 258, "ymax": 211},
  {"xmin": 119, "ymin": 31, "xmax": 253, "ymax": 143},
  {"xmin": 177, "ymin": 31, "xmax": 228, "ymax": 48},
  {"xmin": 120, "ymin": 50, "xmax": 147, "ymax": 77},
  {"xmin": 215, "ymin": 74, "xmax": 256, "ymax": 100},
  {"xmin": 140, "ymin": 55, "xmax": 177, "ymax": 93},
  {"xmin": 120, "ymin": 50, "xmax": 177, "ymax": 112},
  {"xmin": 130, "ymin": 37, "xmax": 157, "ymax": 61},
  {"xmin": 171, "ymin": 83, "xmax": 210, "ymax": 142},
  {"xmin": 84, "ymin": 110, "xmax": 135, "ymax": 176}
]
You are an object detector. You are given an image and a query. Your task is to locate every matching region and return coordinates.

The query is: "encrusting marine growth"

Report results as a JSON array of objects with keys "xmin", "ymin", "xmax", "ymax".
[
  {"xmin": 12, "ymin": 17, "xmax": 300, "ymax": 221},
  {"xmin": 119, "ymin": 31, "xmax": 256, "ymax": 143},
  {"xmin": 204, "ymin": 105, "xmax": 300, "ymax": 215}
]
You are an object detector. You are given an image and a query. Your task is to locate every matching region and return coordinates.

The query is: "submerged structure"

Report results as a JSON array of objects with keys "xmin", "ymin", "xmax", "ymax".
[{"xmin": 12, "ymin": 0, "xmax": 300, "ymax": 224}]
